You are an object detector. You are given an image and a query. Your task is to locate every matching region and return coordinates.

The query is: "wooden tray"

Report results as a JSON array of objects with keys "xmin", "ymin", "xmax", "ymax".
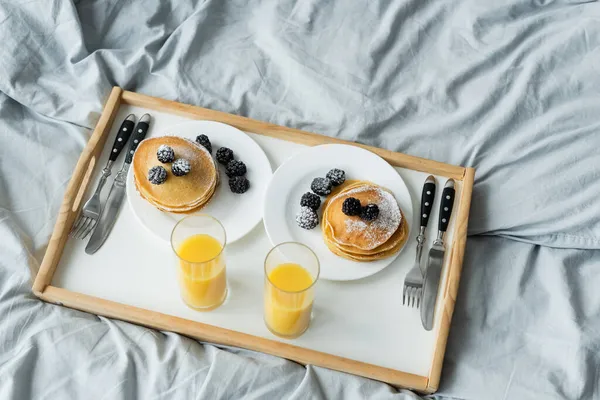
[{"xmin": 32, "ymin": 87, "xmax": 474, "ymax": 393}]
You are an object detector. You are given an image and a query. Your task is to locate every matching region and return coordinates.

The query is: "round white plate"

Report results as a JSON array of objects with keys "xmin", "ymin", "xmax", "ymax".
[
  {"xmin": 127, "ymin": 120, "xmax": 272, "ymax": 243},
  {"xmin": 263, "ymin": 144, "xmax": 413, "ymax": 281}
]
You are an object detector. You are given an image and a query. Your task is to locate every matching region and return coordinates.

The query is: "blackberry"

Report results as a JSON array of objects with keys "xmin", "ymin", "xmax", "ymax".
[
  {"xmin": 216, "ymin": 147, "xmax": 234, "ymax": 165},
  {"xmin": 171, "ymin": 158, "xmax": 191, "ymax": 176},
  {"xmin": 300, "ymin": 192, "xmax": 321, "ymax": 210},
  {"xmin": 229, "ymin": 176, "xmax": 250, "ymax": 194},
  {"xmin": 296, "ymin": 206, "xmax": 319, "ymax": 230},
  {"xmin": 156, "ymin": 145, "xmax": 175, "ymax": 163},
  {"xmin": 361, "ymin": 204, "xmax": 380, "ymax": 221},
  {"xmin": 195, "ymin": 134, "xmax": 212, "ymax": 154},
  {"xmin": 342, "ymin": 197, "xmax": 362, "ymax": 216},
  {"xmin": 310, "ymin": 177, "xmax": 332, "ymax": 196},
  {"xmin": 226, "ymin": 160, "xmax": 247, "ymax": 177},
  {"xmin": 326, "ymin": 168, "xmax": 346, "ymax": 186},
  {"xmin": 148, "ymin": 166, "xmax": 167, "ymax": 185}
]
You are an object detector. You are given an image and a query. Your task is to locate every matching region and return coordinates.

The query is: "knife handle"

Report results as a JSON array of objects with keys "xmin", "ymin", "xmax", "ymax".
[
  {"xmin": 420, "ymin": 176, "xmax": 436, "ymax": 228},
  {"xmin": 109, "ymin": 115, "xmax": 135, "ymax": 161},
  {"xmin": 438, "ymin": 179, "xmax": 455, "ymax": 232},
  {"xmin": 124, "ymin": 114, "xmax": 151, "ymax": 164}
]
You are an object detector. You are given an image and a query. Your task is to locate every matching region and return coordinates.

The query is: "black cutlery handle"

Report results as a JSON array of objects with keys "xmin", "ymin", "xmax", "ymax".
[
  {"xmin": 109, "ymin": 115, "xmax": 135, "ymax": 161},
  {"xmin": 125, "ymin": 114, "xmax": 151, "ymax": 164},
  {"xmin": 438, "ymin": 179, "xmax": 455, "ymax": 232},
  {"xmin": 420, "ymin": 176, "xmax": 436, "ymax": 228}
]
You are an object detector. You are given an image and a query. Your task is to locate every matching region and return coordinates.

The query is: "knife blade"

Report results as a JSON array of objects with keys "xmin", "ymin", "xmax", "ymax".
[
  {"xmin": 421, "ymin": 178, "xmax": 455, "ymax": 331},
  {"xmin": 85, "ymin": 114, "xmax": 151, "ymax": 254}
]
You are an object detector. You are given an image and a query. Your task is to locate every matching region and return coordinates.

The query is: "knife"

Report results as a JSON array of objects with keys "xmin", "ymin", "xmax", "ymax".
[
  {"xmin": 85, "ymin": 114, "xmax": 151, "ymax": 254},
  {"xmin": 421, "ymin": 178, "xmax": 455, "ymax": 331}
]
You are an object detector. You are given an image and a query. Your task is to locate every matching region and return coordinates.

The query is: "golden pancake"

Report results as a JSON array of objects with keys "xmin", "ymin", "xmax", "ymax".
[
  {"xmin": 320, "ymin": 180, "xmax": 408, "ymax": 262},
  {"xmin": 134, "ymin": 176, "xmax": 217, "ymax": 214},
  {"xmin": 132, "ymin": 136, "xmax": 218, "ymax": 213},
  {"xmin": 135, "ymin": 168, "xmax": 219, "ymax": 212},
  {"xmin": 323, "ymin": 218, "xmax": 408, "ymax": 261},
  {"xmin": 323, "ymin": 210, "xmax": 408, "ymax": 256},
  {"xmin": 323, "ymin": 181, "xmax": 402, "ymax": 251}
]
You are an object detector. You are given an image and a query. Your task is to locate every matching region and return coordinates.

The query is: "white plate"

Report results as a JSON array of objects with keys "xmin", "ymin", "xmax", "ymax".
[
  {"xmin": 127, "ymin": 121, "xmax": 272, "ymax": 243},
  {"xmin": 263, "ymin": 144, "xmax": 413, "ymax": 281}
]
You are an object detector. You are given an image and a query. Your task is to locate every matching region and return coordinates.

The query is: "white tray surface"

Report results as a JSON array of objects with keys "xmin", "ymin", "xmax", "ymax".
[{"xmin": 53, "ymin": 105, "xmax": 460, "ymax": 377}]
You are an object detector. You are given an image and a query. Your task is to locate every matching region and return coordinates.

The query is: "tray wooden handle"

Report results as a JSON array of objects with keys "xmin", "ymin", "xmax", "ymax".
[{"xmin": 32, "ymin": 87, "xmax": 123, "ymax": 295}]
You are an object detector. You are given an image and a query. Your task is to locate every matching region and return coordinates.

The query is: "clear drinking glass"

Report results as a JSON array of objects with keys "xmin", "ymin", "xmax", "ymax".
[
  {"xmin": 171, "ymin": 215, "xmax": 227, "ymax": 311},
  {"xmin": 264, "ymin": 242, "xmax": 320, "ymax": 338}
]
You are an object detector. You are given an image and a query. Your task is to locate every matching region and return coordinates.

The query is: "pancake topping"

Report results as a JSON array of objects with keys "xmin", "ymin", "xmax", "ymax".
[
  {"xmin": 172, "ymin": 158, "xmax": 191, "ymax": 176},
  {"xmin": 340, "ymin": 186, "xmax": 401, "ymax": 242},
  {"xmin": 157, "ymin": 145, "xmax": 175, "ymax": 163},
  {"xmin": 148, "ymin": 165, "xmax": 167, "ymax": 185},
  {"xmin": 360, "ymin": 204, "xmax": 379, "ymax": 221}
]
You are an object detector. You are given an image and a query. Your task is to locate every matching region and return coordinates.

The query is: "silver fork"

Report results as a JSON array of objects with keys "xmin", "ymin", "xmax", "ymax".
[
  {"xmin": 403, "ymin": 227, "xmax": 426, "ymax": 307},
  {"xmin": 70, "ymin": 114, "xmax": 136, "ymax": 239},
  {"xmin": 403, "ymin": 176, "xmax": 436, "ymax": 308}
]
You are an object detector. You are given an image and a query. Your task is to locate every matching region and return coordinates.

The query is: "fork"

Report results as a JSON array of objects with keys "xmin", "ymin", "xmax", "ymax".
[
  {"xmin": 403, "ymin": 175, "xmax": 436, "ymax": 307},
  {"xmin": 70, "ymin": 114, "xmax": 136, "ymax": 239}
]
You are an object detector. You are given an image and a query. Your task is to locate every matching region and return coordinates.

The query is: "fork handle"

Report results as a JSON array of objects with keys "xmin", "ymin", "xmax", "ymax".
[
  {"xmin": 109, "ymin": 115, "xmax": 135, "ymax": 161},
  {"xmin": 93, "ymin": 166, "xmax": 112, "ymax": 196},
  {"xmin": 420, "ymin": 176, "xmax": 436, "ymax": 228}
]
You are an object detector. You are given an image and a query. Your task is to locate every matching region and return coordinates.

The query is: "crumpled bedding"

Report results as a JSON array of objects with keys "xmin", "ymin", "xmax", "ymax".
[{"xmin": 1, "ymin": 1, "xmax": 599, "ymax": 399}]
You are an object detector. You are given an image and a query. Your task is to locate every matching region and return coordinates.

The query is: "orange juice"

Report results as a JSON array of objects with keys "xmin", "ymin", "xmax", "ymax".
[
  {"xmin": 264, "ymin": 263, "xmax": 314, "ymax": 338},
  {"xmin": 177, "ymin": 234, "xmax": 227, "ymax": 310}
]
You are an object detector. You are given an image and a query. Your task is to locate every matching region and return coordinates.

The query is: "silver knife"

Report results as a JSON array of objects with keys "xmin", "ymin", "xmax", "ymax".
[
  {"xmin": 85, "ymin": 114, "xmax": 151, "ymax": 254},
  {"xmin": 421, "ymin": 178, "xmax": 455, "ymax": 331}
]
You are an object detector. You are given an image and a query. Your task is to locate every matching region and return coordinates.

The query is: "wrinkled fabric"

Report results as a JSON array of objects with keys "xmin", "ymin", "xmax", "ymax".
[{"xmin": 1, "ymin": 0, "xmax": 599, "ymax": 399}]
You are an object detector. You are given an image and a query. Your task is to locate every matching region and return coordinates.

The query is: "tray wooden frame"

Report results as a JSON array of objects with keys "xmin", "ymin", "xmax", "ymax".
[{"xmin": 32, "ymin": 87, "xmax": 474, "ymax": 394}]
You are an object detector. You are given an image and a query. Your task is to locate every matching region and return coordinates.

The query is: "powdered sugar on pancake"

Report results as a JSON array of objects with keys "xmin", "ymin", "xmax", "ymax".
[
  {"xmin": 184, "ymin": 137, "xmax": 220, "ymax": 184},
  {"xmin": 335, "ymin": 185, "xmax": 401, "ymax": 249},
  {"xmin": 184, "ymin": 138, "xmax": 217, "ymax": 165}
]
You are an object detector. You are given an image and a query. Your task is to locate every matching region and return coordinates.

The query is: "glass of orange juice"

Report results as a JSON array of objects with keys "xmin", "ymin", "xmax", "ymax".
[
  {"xmin": 170, "ymin": 215, "xmax": 227, "ymax": 311},
  {"xmin": 264, "ymin": 242, "xmax": 320, "ymax": 338}
]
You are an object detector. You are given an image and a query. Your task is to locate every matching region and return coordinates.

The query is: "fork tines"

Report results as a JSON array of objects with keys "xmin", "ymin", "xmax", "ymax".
[
  {"xmin": 70, "ymin": 216, "xmax": 97, "ymax": 239},
  {"xmin": 402, "ymin": 287, "xmax": 421, "ymax": 308}
]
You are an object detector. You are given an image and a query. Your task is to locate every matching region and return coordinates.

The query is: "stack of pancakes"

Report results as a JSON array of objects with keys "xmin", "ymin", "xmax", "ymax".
[
  {"xmin": 132, "ymin": 136, "xmax": 219, "ymax": 213},
  {"xmin": 321, "ymin": 180, "xmax": 408, "ymax": 262}
]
